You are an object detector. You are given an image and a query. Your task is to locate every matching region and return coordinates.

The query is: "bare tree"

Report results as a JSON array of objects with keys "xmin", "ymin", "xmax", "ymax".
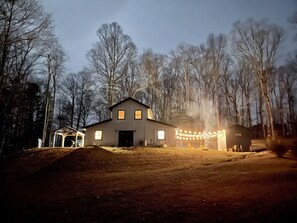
[
  {"xmin": 0, "ymin": 0, "xmax": 55, "ymax": 154},
  {"xmin": 42, "ymin": 36, "xmax": 66, "ymax": 146},
  {"xmin": 59, "ymin": 70, "xmax": 95, "ymax": 129},
  {"xmin": 168, "ymin": 43, "xmax": 204, "ymax": 127},
  {"xmin": 119, "ymin": 58, "xmax": 142, "ymax": 98},
  {"xmin": 223, "ymin": 70, "xmax": 240, "ymax": 124},
  {"xmin": 75, "ymin": 70, "xmax": 95, "ymax": 129},
  {"xmin": 231, "ymin": 19, "xmax": 284, "ymax": 139},
  {"xmin": 62, "ymin": 73, "xmax": 79, "ymax": 127},
  {"xmin": 236, "ymin": 59, "xmax": 254, "ymax": 127},
  {"xmin": 283, "ymin": 54, "xmax": 297, "ymax": 135},
  {"xmin": 159, "ymin": 65, "xmax": 180, "ymax": 123},
  {"xmin": 205, "ymin": 33, "xmax": 228, "ymax": 129},
  {"xmin": 93, "ymin": 98, "xmax": 109, "ymax": 122},
  {"xmin": 138, "ymin": 49, "xmax": 166, "ymax": 119},
  {"xmin": 87, "ymin": 22, "xmax": 137, "ymax": 107}
]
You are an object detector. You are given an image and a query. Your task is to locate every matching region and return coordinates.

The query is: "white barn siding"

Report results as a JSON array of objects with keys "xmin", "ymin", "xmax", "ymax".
[{"xmin": 84, "ymin": 98, "xmax": 176, "ymax": 147}]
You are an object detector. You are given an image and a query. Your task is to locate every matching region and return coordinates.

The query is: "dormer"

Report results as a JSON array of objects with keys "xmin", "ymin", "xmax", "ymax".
[{"xmin": 109, "ymin": 97, "xmax": 154, "ymax": 121}]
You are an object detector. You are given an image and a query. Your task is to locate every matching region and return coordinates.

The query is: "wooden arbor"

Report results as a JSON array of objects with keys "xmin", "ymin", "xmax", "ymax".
[{"xmin": 53, "ymin": 126, "xmax": 85, "ymax": 147}]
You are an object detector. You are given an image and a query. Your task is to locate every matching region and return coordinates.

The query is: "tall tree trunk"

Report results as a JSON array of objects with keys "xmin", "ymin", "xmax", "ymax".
[
  {"xmin": 260, "ymin": 76, "xmax": 275, "ymax": 139},
  {"xmin": 42, "ymin": 55, "xmax": 52, "ymax": 146},
  {"xmin": 71, "ymin": 95, "xmax": 75, "ymax": 127}
]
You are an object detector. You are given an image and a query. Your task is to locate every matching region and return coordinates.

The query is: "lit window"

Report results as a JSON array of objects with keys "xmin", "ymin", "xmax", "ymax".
[
  {"xmin": 118, "ymin": 110, "xmax": 125, "ymax": 120},
  {"xmin": 157, "ymin": 130, "xmax": 165, "ymax": 140},
  {"xmin": 95, "ymin": 130, "xmax": 102, "ymax": 140},
  {"xmin": 135, "ymin": 110, "xmax": 142, "ymax": 120}
]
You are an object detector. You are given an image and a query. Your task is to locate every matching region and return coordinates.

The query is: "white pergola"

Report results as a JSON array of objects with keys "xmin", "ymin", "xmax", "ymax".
[{"xmin": 52, "ymin": 126, "xmax": 85, "ymax": 147}]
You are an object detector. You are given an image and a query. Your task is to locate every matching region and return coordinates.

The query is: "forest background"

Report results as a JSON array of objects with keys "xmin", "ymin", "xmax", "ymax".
[{"xmin": 1, "ymin": 0, "xmax": 297, "ymax": 155}]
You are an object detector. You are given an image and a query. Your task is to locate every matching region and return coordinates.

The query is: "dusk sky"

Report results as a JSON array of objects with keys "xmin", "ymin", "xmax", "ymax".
[{"xmin": 42, "ymin": 0, "xmax": 297, "ymax": 73}]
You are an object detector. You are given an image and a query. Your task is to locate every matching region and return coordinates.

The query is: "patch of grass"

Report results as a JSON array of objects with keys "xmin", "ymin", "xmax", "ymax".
[{"xmin": 0, "ymin": 146, "xmax": 252, "ymax": 179}]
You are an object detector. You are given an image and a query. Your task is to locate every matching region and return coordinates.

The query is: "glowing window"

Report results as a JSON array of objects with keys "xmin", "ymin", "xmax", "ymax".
[
  {"xmin": 95, "ymin": 130, "xmax": 102, "ymax": 140},
  {"xmin": 118, "ymin": 110, "xmax": 125, "ymax": 120},
  {"xmin": 134, "ymin": 110, "xmax": 142, "ymax": 120},
  {"xmin": 157, "ymin": 130, "xmax": 165, "ymax": 140}
]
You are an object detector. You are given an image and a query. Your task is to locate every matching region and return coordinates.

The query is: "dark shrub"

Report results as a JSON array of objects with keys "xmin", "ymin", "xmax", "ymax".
[
  {"xmin": 290, "ymin": 138, "xmax": 297, "ymax": 158},
  {"xmin": 266, "ymin": 138, "xmax": 289, "ymax": 158}
]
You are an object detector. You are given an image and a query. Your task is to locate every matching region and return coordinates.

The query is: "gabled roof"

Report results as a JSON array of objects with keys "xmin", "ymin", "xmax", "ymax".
[
  {"xmin": 54, "ymin": 126, "xmax": 85, "ymax": 136},
  {"xmin": 83, "ymin": 119, "xmax": 112, "ymax": 128},
  {"xmin": 227, "ymin": 124, "xmax": 251, "ymax": 131},
  {"xmin": 147, "ymin": 118, "xmax": 177, "ymax": 128},
  {"xmin": 109, "ymin": 97, "xmax": 150, "ymax": 111}
]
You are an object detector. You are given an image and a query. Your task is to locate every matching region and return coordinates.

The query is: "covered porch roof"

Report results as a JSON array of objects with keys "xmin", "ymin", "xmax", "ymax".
[{"xmin": 53, "ymin": 126, "xmax": 85, "ymax": 147}]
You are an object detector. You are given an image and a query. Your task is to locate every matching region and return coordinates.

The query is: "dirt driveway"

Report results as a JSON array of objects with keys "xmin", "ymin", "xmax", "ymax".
[{"xmin": 1, "ymin": 147, "xmax": 297, "ymax": 222}]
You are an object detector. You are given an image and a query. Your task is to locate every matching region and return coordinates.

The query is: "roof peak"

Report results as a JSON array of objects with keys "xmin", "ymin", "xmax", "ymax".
[{"xmin": 109, "ymin": 97, "xmax": 150, "ymax": 110}]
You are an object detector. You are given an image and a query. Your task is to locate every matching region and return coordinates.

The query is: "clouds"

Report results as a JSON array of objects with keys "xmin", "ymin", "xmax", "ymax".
[{"xmin": 42, "ymin": 0, "xmax": 296, "ymax": 73}]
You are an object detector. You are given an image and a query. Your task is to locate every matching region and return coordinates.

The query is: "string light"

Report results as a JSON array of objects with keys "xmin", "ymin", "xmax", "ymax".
[{"xmin": 175, "ymin": 128, "xmax": 225, "ymax": 140}]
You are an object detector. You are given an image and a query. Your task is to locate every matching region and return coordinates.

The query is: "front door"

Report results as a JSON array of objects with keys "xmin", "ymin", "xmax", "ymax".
[{"xmin": 118, "ymin": 131, "xmax": 134, "ymax": 147}]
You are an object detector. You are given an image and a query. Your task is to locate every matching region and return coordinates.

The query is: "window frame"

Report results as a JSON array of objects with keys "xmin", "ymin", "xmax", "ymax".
[
  {"xmin": 95, "ymin": 130, "xmax": 103, "ymax": 140},
  {"xmin": 157, "ymin": 130, "xmax": 165, "ymax": 140},
  {"xmin": 117, "ymin": 110, "xmax": 126, "ymax": 120},
  {"xmin": 134, "ymin": 109, "xmax": 142, "ymax": 120}
]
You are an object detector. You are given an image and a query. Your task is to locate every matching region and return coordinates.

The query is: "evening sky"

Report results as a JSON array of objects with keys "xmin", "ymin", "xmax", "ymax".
[{"xmin": 42, "ymin": 0, "xmax": 297, "ymax": 73}]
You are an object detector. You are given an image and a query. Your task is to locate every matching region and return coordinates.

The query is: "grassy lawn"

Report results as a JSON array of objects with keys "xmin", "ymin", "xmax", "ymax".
[{"xmin": 1, "ymin": 147, "xmax": 296, "ymax": 222}]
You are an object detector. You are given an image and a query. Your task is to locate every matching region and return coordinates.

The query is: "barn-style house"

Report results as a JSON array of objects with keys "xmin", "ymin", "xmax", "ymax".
[{"xmin": 84, "ymin": 97, "xmax": 176, "ymax": 147}]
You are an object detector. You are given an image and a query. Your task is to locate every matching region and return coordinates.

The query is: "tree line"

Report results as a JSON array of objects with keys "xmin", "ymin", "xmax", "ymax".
[{"xmin": 1, "ymin": 0, "xmax": 296, "ymax": 155}]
